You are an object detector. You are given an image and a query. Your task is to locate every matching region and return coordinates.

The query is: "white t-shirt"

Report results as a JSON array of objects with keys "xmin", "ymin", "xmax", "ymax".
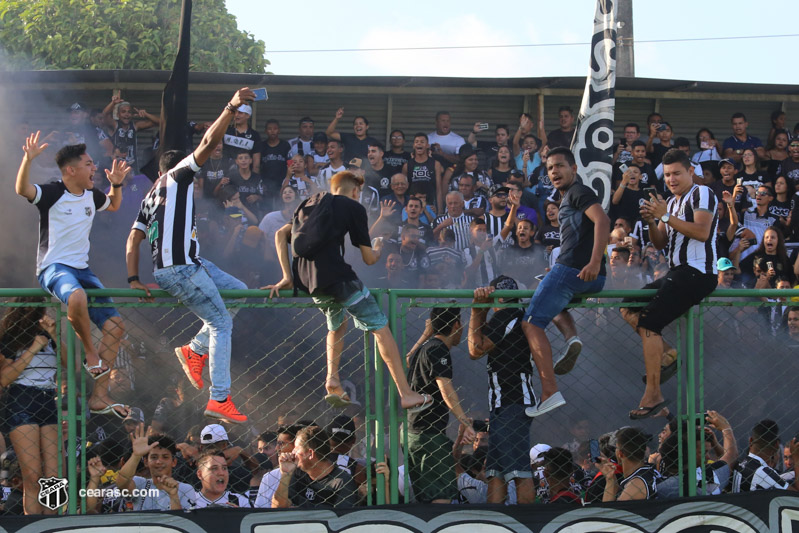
[
  {"xmin": 253, "ymin": 468, "xmax": 281, "ymax": 508},
  {"xmin": 427, "ymin": 131, "xmax": 466, "ymax": 156},
  {"xmin": 131, "ymin": 476, "xmax": 195, "ymax": 510},
  {"xmin": 194, "ymin": 489, "xmax": 251, "ymax": 508}
]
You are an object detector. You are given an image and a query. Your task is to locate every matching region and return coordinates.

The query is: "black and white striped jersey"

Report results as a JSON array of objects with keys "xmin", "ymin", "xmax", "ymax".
[
  {"xmin": 732, "ymin": 453, "xmax": 789, "ymax": 492},
  {"xmin": 132, "ymin": 154, "xmax": 201, "ymax": 269},
  {"xmin": 619, "ymin": 464, "xmax": 660, "ymax": 500},
  {"xmin": 31, "ymin": 182, "xmax": 110, "ymax": 275},
  {"xmin": 664, "ymin": 184, "xmax": 718, "ymax": 274},
  {"xmin": 435, "ymin": 213, "xmax": 473, "ymax": 252}
]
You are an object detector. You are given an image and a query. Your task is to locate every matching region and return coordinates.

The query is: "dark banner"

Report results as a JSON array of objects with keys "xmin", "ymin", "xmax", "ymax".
[{"xmin": 1, "ymin": 491, "xmax": 798, "ymax": 532}]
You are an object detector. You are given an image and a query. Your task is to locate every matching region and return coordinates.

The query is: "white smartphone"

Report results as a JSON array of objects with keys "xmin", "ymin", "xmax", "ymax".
[
  {"xmin": 478, "ymin": 123, "xmax": 489, "ymax": 131},
  {"xmin": 619, "ymin": 163, "xmax": 629, "ymax": 173}
]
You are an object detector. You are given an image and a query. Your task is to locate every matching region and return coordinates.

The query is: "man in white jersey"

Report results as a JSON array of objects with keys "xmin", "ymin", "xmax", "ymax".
[
  {"xmin": 16, "ymin": 133, "xmax": 131, "ymax": 418},
  {"xmin": 126, "ymin": 88, "xmax": 256, "ymax": 424},
  {"xmin": 194, "ymin": 450, "xmax": 251, "ymax": 508},
  {"xmin": 621, "ymin": 148, "xmax": 719, "ymax": 420}
]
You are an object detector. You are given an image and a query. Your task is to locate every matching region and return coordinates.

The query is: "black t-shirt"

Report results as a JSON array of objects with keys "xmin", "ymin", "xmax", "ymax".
[
  {"xmin": 407, "ymin": 157, "xmax": 439, "ymax": 206},
  {"xmin": 294, "ymin": 195, "xmax": 372, "ymax": 294},
  {"xmin": 339, "ymin": 133, "xmax": 378, "ymax": 162},
  {"xmin": 710, "ymin": 180, "xmax": 750, "ymax": 213},
  {"xmin": 768, "ymin": 198, "xmax": 791, "ymax": 220},
  {"xmin": 490, "ymin": 167, "xmax": 511, "ymax": 185},
  {"xmin": 383, "ymin": 150, "xmax": 412, "ymax": 175},
  {"xmin": 777, "ymin": 158, "xmax": 799, "ymax": 188},
  {"xmin": 611, "ymin": 187, "xmax": 647, "ymax": 223},
  {"xmin": 535, "ymin": 223, "xmax": 561, "ymax": 248},
  {"xmin": 547, "ymin": 129, "xmax": 575, "ymax": 149},
  {"xmin": 260, "ymin": 139, "xmax": 291, "ymax": 191},
  {"xmin": 648, "ymin": 143, "xmax": 672, "ymax": 169},
  {"xmin": 223, "ymin": 126, "xmax": 262, "ymax": 160},
  {"xmin": 500, "ymin": 244, "xmax": 542, "ymax": 287},
  {"xmin": 556, "ymin": 181, "xmax": 606, "ymax": 275},
  {"xmin": 739, "ymin": 252, "xmax": 794, "ymax": 284},
  {"xmin": 407, "ymin": 338, "xmax": 452, "ymax": 434},
  {"xmin": 736, "ymin": 169, "xmax": 772, "ymax": 188},
  {"xmin": 364, "ymin": 165, "xmax": 396, "ymax": 198},
  {"xmin": 288, "ymin": 466, "xmax": 358, "ymax": 508},
  {"xmin": 230, "ymin": 171, "xmax": 265, "ymax": 215},
  {"xmin": 630, "ymin": 162, "xmax": 659, "ymax": 192},
  {"xmin": 482, "ymin": 308, "xmax": 536, "ymax": 409},
  {"xmin": 196, "ymin": 157, "xmax": 228, "ymax": 199}
]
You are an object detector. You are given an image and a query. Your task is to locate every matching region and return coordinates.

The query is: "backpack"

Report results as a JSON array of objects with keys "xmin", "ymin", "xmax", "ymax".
[{"xmin": 291, "ymin": 192, "xmax": 335, "ymax": 259}]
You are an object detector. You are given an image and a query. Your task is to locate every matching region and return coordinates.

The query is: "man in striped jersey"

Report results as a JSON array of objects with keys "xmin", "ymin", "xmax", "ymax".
[
  {"xmin": 732, "ymin": 419, "xmax": 798, "ymax": 492},
  {"xmin": 126, "ymin": 88, "xmax": 256, "ymax": 424},
  {"xmin": 623, "ymin": 148, "xmax": 719, "ymax": 420},
  {"xmin": 433, "ymin": 191, "xmax": 473, "ymax": 253}
]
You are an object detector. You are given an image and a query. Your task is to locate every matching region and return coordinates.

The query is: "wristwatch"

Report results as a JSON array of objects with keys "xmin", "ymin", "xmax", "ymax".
[{"xmin": 660, "ymin": 213, "xmax": 670, "ymax": 224}]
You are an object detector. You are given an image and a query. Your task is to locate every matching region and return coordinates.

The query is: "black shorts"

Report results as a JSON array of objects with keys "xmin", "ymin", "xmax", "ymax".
[
  {"xmin": 3, "ymin": 383, "xmax": 58, "ymax": 433},
  {"xmin": 623, "ymin": 266, "xmax": 717, "ymax": 335}
]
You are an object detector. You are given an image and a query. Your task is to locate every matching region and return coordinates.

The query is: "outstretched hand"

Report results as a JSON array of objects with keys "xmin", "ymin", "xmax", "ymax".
[
  {"xmin": 229, "ymin": 88, "xmax": 257, "ymax": 109},
  {"xmin": 23, "ymin": 131, "xmax": 49, "ymax": 160},
  {"xmin": 130, "ymin": 425, "xmax": 159, "ymax": 458},
  {"xmin": 105, "ymin": 158, "xmax": 131, "ymax": 186}
]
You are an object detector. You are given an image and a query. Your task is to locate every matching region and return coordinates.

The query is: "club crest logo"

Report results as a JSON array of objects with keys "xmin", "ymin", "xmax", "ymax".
[
  {"xmin": 85, "ymin": 207, "xmax": 92, "ymax": 217},
  {"xmin": 38, "ymin": 476, "xmax": 68, "ymax": 511}
]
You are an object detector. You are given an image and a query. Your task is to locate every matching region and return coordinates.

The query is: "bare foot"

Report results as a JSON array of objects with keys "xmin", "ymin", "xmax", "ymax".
[
  {"xmin": 325, "ymin": 378, "xmax": 347, "ymax": 398},
  {"xmin": 88, "ymin": 397, "xmax": 129, "ymax": 418},
  {"xmin": 83, "ymin": 351, "xmax": 109, "ymax": 377}
]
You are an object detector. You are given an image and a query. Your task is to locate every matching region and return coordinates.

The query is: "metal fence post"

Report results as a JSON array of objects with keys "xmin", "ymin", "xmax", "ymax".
[
  {"xmin": 65, "ymin": 325, "xmax": 78, "ymax": 514},
  {"xmin": 685, "ymin": 308, "xmax": 698, "ymax": 497},
  {"xmin": 373, "ymin": 292, "xmax": 386, "ymax": 505},
  {"xmin": 387, "ymin": 290, "xmax": 400, "ymax": 504}
]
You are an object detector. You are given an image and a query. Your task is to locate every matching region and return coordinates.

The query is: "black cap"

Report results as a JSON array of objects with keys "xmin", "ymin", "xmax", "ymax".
[
  {"xmin": 312, "ymin": 132, "xmax": 328, "ymax": 143},
  {"xmin": 326, "ymin": 415, "xmax": 356, "ymax": 440},
  {"xmin": 68, "ymin": 102, "xmax": 85, "ymax": 112},
  {"xmin": 490, "ymin": 275, "xmax": 518, "ymax": 291},
  {"xmin": 489, "ymin": 184, "xmax": 510, "ymax": 197}
]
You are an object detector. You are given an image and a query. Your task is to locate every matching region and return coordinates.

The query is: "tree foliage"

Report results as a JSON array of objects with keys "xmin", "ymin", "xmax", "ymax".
[{"xmin": 0, "ymin": 0, "xmax": 269, "ymax": 72}]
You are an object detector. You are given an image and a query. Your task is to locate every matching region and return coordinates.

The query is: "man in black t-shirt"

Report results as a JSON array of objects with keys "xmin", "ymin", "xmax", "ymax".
[
  {"xmin": 521, "ymin": 147, "xmax": 609, "ymax": 418},
  {"xmin": 406, "ymin": 306, "xmax": 475, "ymax": 503},
  {"xmin": 546, "ymin": 106, "xmax": 576, "ymax": 149},
  {"xmin": 622, "ymin": 141, "xmax": 659, "ymax": 192},
  {"xmin": 273, "ymin": 427, "xmax": 358, "ymax": 508},
  {"xmin": 383, "ymin": 129, "xmax": 412, "ymax": 175},
  {"xmin": 259, "ymin": 118, "xmax": 291, "ymax": 205},
  {"xmin": 364, "ymin": 141, "xmax": 395, "ymax": 197},
  {"xmin": 268, "ymin": 171, "xmax": 433, "ymax": 413},
  {"xmin": 468, "ymin": 277, "xmax": 535, "ymax": 504},
  {"xmin": 223, "ymin": 104, "xmax": 262, "ymax": 172}
]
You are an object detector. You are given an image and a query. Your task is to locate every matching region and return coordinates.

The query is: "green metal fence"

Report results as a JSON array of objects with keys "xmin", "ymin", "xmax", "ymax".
[{"xmin": 0, "ymin": 287, "xmax": 796, "ymax": 512}]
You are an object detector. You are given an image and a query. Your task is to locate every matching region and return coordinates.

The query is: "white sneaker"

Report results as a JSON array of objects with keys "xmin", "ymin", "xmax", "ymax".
[
  {"xmin": 525, "ymin": 391, "xmax": 566, "ymax": 418},
  {"xmin": 553, "ymin": 337, "xmax": 582, "ymax": 375}
]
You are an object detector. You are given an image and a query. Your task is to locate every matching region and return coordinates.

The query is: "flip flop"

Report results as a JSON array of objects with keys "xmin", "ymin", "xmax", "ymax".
[
  {"xmin": 641, "ymin": 360, "xmax": 679, "ymax": 384},
  {"xmin": 324, "ymin": 393, "xmax": 354, "ymax": 408},
  {"xmin": 406, "ymin": 394, "xmax": 434, "ymax": 414},
  {"xmin": 83, "ymin": 360, "xmax": 111, "ymax": 381},
  {"xmin": 90, "ymin": 403, "xmax": 129, "ymax": 420},
  {"xmin": 629, "ymin": 399, "xmax": 669, "ymax": 420}
]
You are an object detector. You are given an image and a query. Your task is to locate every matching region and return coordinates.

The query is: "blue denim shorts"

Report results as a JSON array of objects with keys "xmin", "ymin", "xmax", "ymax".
[
  {"xmin": 523, "ymin": 263, "xmax": 605, "ymax": 328},
  {"xmin": 3, "ymin": 384, "xmax": 58, "ymax": 433},
  {"xmin": 38, "ymin": 263, "xmax": 120, "ymax": 329},
  {"xmin": 486, "ymin": 404, "xmax": 533, "ymax": 482},
  {"xmin": 312, "ymin": 280, "xmax": 388, "ymax": 332}
]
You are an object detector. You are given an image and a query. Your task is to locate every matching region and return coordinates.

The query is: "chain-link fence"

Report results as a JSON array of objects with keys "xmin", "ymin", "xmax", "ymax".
[{"xmin": 0, "ymin": 288, "xmax": 796, "ymax": 513}]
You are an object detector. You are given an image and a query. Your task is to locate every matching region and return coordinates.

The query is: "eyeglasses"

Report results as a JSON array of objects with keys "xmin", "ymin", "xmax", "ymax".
[
  {"xmin": 494, "ymin": 193, "xmax": 508, "ymax": 198},
  {"xmin": 755, "ymin": 191, "xmax": 772, "ymax": 197},
  {"xmin": 391, "ymin": 136, "xmax": 404, "ymax": 140}
]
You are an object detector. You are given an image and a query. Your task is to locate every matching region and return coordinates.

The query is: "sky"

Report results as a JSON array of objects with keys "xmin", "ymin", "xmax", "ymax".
[{"xmin": 226, "ymin": 0, "xmax": 799, "ymax": 85}]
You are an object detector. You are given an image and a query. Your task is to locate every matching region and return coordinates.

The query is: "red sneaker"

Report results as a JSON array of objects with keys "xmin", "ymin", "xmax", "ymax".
[
  {"xmin": 174, "ymin": 345, "xmax": 207, "ymax": 390},
  {"xmin": 205, "ymin": 396, "xmax": 247, "ymax": 424}
]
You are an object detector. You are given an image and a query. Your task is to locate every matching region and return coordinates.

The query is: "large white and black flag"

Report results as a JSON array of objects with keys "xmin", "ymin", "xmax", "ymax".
[{"xmin": 571, "ymin": 0, "xmax": 618, "ymax": 211}]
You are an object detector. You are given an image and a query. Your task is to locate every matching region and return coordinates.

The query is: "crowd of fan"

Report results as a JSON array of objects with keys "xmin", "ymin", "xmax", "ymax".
[{"xmin": 2, "ymin": 95, "xmax": 799, "ymax": 514}]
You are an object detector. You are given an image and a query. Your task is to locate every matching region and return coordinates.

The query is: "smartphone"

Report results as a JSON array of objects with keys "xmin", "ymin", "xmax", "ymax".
[
  {"xmin": 643, "ymin": 186, "xmax": 658, "ymax": 198},
  {"xmin": 767, "ymin": 261, "xmax": 774, "ymax": 270},
  {"xmin": 736, "ymin": 178, "xmax": 743, "ymax": 187},
  {"xmin": 747, "ymin": 238, "xmax": 757, "ymax": 246},
  {"xmin": 657, "ymin": 124, "xmax": 668, "ymax": 132},
  {"xmin": 478, "ymin": 123, "xmax": 489, "ymax": 131},
  {"xmin": 619, "ymin": 163, "xmax": 629, "ymax": 173},
  {"xmin": 252, "ymin": 88, "xmax": 268, "ymax": 101},
  {"xmin": 624, "ymin": 236, "xmax": 633, "ymax": 246},
  {"xmin": 589, "ymin": 438, "xmax": 601, "ymax": 463}
]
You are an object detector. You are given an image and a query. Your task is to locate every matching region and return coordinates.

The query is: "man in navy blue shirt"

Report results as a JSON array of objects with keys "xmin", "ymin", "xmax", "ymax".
[{"xmin": 722, "ymin": 112, "xmax": 765, "ymax": 166}]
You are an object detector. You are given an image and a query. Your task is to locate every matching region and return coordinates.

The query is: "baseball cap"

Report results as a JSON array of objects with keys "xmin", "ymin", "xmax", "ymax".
[
  {"xmin": 123, "ymin": 407, "xmax": 144, "ymax": 424},
  {"xmin": 347, "ymin": 157, "xmax": 364, "ymax": 170},
  {"xmin": 529, "ymin": 443, "xmax": 551, "ymax": 464},
  {"xmin": 490, "ymin": 275, "xmax": 518, "ymax": 291},
  {"xmin": 489, "ymin": 184, "xmax": 510, "ymax": 198},
  {"xmin": 312, "ymin": 132, "xmax": 328, "ymax": 143},
  {"xmin": 717, "ymin": 257, "xmax": 735, "ymax": 272},
  {"xmin": 237, "ymin": 104, "xmax": 253, "ymax": 115},
  {"xmin": 200, "ymin": 424, "xmax": 229, "ymax": 445},
  {"xmin": 326, "ymin": 415, "xmax": 356, "ymax": 440},
  {"xmin": 68, "ymin": 102, "xmax": 85, "ymax": 112},
  {"xmin": 718, "ymin": 158, "xmax": 735, "ymax": 168}
]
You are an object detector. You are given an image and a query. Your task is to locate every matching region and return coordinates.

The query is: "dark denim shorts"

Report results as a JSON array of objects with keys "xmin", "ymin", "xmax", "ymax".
[{"xmin": 3, "ymin": 384, "xmax": 58, "ymax": 432}]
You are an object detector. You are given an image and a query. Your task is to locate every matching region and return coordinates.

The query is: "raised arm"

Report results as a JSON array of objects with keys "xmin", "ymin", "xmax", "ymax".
[
  {"xmin": 15, "ymin": 131, "xmax": 49, "ymax": 201},
  {"xmin": 193, "ymin": 88, "xmax": 256, "ymax": 167},
  {"xmin": 102, "ymin": 93, "xmax": 122, "ymax": 129},
  {"xmin": 326, "ymin": 107, "xmax": 344, "ymax": 141},
  {"xmin": 468, "ymin": 287, "xmax": 496, "ymax": 359}
]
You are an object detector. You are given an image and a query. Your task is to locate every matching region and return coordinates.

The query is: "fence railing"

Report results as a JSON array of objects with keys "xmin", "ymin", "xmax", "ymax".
[{"xmin": 0, "ymin": 287, "xmax": 796, "ymax": 512}]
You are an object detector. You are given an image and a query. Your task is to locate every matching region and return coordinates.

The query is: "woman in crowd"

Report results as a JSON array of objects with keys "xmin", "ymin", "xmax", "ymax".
[
  {"xmin": 514, "ymin": 134, "xmax": 542, "ymax": 179},
  {"xmin": 715, "ymin": 191, "xmax": 740, "ymax": 260},
  {"xmin": 764, "ymin": 130, "xmax": 790, "ymax": 178},
  {"xmin": 692, "ymin": 128, "xmax": 721, "ymax": 163},
  {"xmin": 488, "ymin": 145, "xmax": 515, "ymax": 184},
  {"xmin": 282, "ymin": 154, "xmax": 317, "ymax": 200},
  {"xmin": 534, "ymin": 201, "xmax": 561, "ymax": 267},
  {"xmin": 736, "ymin": 148, "xmax": 770, "ymax": 192},
  {"xmin": 769, "ymin": 176, "xmax": 793, "ymax": 230},
  {"xmin": 0, "ymin": 298, "xmax": 67, "ymax": 514},
  {"xmin": 738, "ymin": 225, "xmax": 795, "ymax": 285},
  {"xmin": 767, "ymin": 110, "xmax": 789, "ymax": 148},
  {"xmin": 443, "ymin": 149, "xmax": 491, "ymax": 193}
]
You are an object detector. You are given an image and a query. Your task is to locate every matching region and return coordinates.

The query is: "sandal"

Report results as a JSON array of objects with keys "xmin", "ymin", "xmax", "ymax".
[
  {"xmin": 83, "ymin": 360, "xmax": 111, "ymax": 381},
  {"xmin": 90, "ymin": 403, "xmax": 129, "ymax": 420},
  {"xmin": 324, "ymin": 393, "xmax": 354, "ymax": 408},
  {"xmin": 629, "ymin": 399, "xmax": 669, "ymax": 420},
  {"xmin": 406, "ymin": 394, "xmax": 434, "ymax": 414}
]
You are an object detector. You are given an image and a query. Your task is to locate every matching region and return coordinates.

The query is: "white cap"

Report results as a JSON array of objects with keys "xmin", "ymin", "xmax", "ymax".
[
  {"xmin": 200, "ymin": 424, "xmax": 229, "ymax": 444},
  {"xmin": 529, "ymin": 443, "xmax": 551, "ymax": 464},
  {"xmin": 237, "ymin": 104, "xmax": 252, "ymax": 115}
]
